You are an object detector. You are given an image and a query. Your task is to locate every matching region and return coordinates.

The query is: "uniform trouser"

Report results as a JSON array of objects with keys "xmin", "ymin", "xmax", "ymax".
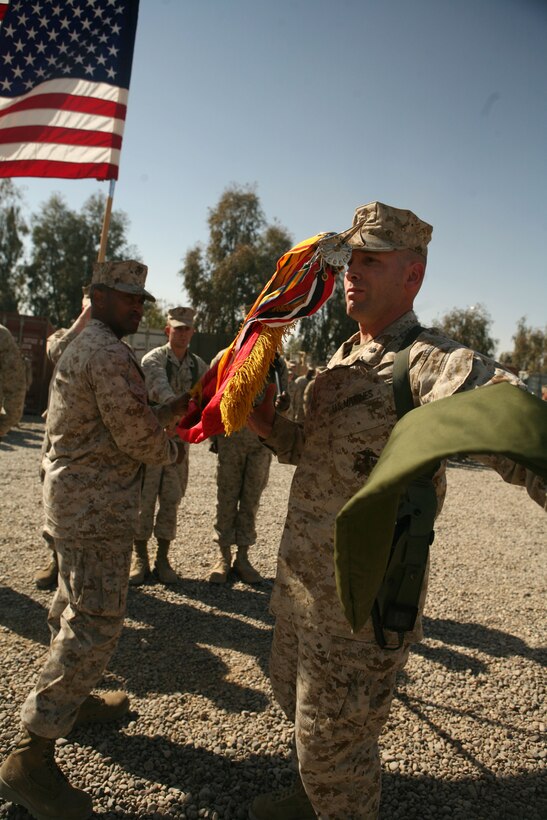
[
  {"xmin": 136, "ymin": 452, "xmax": 189, "ymax": 542},
  {"xmin": 21, "ymin": 537, "xmax": 132, "ymax": 739},
  {"xmin": 214, "ymin": 434, "xmax": 272, "ymax": 548},
  {"xmin": 270, "ymin": 614, "xmax": 410, "ymax": 820}
]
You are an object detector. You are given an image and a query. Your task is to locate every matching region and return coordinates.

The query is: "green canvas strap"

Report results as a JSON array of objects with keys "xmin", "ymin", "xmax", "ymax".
[{"xmin": 392, "ymin": 324, "xmax": 424, "ymax": 419}]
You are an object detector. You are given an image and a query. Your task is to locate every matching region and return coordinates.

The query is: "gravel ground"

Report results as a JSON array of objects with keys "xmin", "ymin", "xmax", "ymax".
[{"xmin": 0, "ymin": 417, "xmax": 545, "ymax": 820}]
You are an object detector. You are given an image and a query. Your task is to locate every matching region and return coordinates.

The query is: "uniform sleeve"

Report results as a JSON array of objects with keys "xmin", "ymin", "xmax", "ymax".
[
  {"xmin": 89, "ymin": 346, "xmax": 178, "ymax": 466},
  {"xmin": 142, "ymin": 348, "xmax": 177, "ymax": 404},
  {"xmin": 262, "ymin": 412, "xmax": 305, "ymax": 465},
  {"xmin": 0, "ymin": 329, "xmax": 27, "ymax": 437},
  {"xmin": 47, "ymin": 327, "xmax": 78, "ymax": 366},
  {"xmin": 412, "ymin": 340, "xmax": 545, "ymax": 509},
  {"xmin": 411, "ymin": 339, "xmax": 523, "ymax": 404}
]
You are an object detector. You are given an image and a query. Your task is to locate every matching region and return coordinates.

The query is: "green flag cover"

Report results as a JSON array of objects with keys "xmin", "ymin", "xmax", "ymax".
[{"xmin": 335, "ymin": 383, "xmax": 547, "ymax": 632}]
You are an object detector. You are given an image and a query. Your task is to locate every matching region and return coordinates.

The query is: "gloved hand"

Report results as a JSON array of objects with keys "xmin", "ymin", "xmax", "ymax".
[{"xmin": 274, "ymin": 391, "xmax": 290, "ymax": 412}]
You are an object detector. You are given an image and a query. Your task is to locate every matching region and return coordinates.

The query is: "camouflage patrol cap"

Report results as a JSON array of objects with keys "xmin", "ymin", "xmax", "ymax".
[
  {"xmin": 167, "ymin": 306, "xmax": 195, "ymax": 328},
  {"xmin": 91, "ymin": 260, "xmax": 155, "ymax": 302},
  {"xmin": 347, "ymin": 202, "xmax": 433, "ymax": 257}
]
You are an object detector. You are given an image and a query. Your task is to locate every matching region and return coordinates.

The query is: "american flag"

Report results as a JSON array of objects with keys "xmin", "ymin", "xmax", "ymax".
[{"xmin": 0, "ymin": 0, "xmax": 140, "ymax": 180}]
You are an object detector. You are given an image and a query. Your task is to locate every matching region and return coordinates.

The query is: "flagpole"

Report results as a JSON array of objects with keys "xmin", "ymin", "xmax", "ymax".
[{"xmin": 97, "ymin": 179, "xmax": 116, "ymax": 263}]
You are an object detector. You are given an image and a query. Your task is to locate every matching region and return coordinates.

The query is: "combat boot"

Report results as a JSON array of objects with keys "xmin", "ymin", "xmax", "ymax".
[
  {"xmin": 73, "ymin": 691, "xmax": 130, "ymax": 728},
  {"xmin": 34, "ymin": 552, "xmax": 58, "ymax": 590},
  {"xmin": 248, "ymin": 777, "xmax": 316, "ymax": 819},
  {"xmin": 0, "ymin": 727, "xmax": 93, "ymax": 820},
  {"xmin": 129, "ymin": 539, "xmax": 150, "ymax": 586},
  {"xmin": 153, "ymin": 538, "xmax": 179, "ymax": 584},
  {"xmin": 233, "ymin": 546, "xmax": 262, "ymax": 584},
  {"xmin": 207, "ymin": 546, "xmax": 232, "ymax": 583}
]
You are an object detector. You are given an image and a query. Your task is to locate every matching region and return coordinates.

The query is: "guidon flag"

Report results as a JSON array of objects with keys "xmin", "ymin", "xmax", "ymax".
[
  {"xmin": 176, "ymin": 231, "xmax": 355, "ymax": 444},
  {"xmin": 0, "ymin": 0, "xmax": 139, "ymax": 180}
]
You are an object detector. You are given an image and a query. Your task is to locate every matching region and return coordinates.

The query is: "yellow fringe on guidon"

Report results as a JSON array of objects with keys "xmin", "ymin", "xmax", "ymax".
[{"xmin": 220, "ymin": 325, "xmax": 285, "ymax": 436}]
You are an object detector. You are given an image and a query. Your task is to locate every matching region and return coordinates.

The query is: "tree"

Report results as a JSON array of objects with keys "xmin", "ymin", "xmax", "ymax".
[
  {"xmin": 500, "ymin": 317, "xmax": 546, "ymax": 373},
  {"xmin": 22, "ymin": 192, "xmax": 135, "ymax": 327},
  {"xmin": 143, "ymin": 299, "xmax": 169, "ymax": 329},
  {"xmin": 296, "ymin": 276, "xmax": 356, "ymax": 364},
  {"xmin": 0, "ymin": 179, "xmax": 27, "ymax": 313},
  {"xmin": 180, "ymin": 184, "xmax": 293, "ymax": 335},
  {"xmin": 434, "ymin": 304, "xmax": 497, "ymax": 357}
]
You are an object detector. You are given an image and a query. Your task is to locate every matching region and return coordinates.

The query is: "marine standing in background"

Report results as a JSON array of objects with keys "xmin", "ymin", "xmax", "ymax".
[
  {"xmin": 0, "ymin": 322, "xmax": 27, "ymax": 439},
  {"xmin": 291, "ymin": 367, "xmax": 315, "ymax": 422},
  {"xmin": 285, "ymin": 362, "xmax": 298, "ymax": 415},
  {"xmin": 207, "ymin": 351, "xmax": 290, "ymax": 585},
  {"xmin": 248, "ymin": 202, "xmax": 546, "ymax": 820},
  {"xmin": 0, "ymin": 261, "xmax": 190, "ymax": 820},
  {"xmin": 130, "ymin": 307, "xmax": 208, "ymax": 585}
]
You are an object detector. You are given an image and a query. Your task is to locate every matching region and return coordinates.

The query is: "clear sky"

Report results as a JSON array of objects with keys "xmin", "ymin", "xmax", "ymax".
[{"xmin": 15, "ymin": 0, "xmax": 547, "ymax": 355}]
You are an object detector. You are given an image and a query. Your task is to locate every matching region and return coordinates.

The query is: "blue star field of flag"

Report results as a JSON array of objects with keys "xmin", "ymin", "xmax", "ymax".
[{"xmin": 0, "ymin": 0, "xmax": 139, "ymax": 97}]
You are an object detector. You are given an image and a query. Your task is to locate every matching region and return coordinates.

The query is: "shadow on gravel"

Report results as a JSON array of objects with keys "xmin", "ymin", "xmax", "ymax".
[
  {"xmin": 113, "ymin": 588, "xmax": 271, "ymax": 711},
  {"xmin": 0, "ymin": 421, "xmax": 43, "ymax": 451},
  {"xmin": 381, "ymin": 769, "xmax": 546, "ymax": 820},
  {"xmin": 0, "ymin": 586, "xmax": 49, "ymax": 645},
  {"xmin": 412, "ymin": 640, "xmax": 488, "ymax": 674},
  {"xmin": 159, "ymin": 577, "xmax": 274, "ymax": 626},
  {"xmin": 421, "ymin": 616, "xmax": 546, "ymax": 668},
  {"xmin": 1, "ymin": 764, "xmax": 544, "ymax": 820},
  {"xmin": 72, "ymin": 731, "xmax": 295, "ymax": 817}
]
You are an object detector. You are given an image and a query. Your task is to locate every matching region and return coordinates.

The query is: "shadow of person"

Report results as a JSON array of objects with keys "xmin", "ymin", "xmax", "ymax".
[
  {"xmin": 411, "ymin": 640, "xmax": 488, "ymax": 675},
  {"xmin": 423, "ymin": 616, "xmax": 546, "ymax": 666},
  {"xmin": 161, "ymin": 576, "xmax": 275, "ymax": 626},
  {"xmin": 0, "ymin": 420, "xmax": 44, "ymax": 450},
  {"xmin": 70, "ymin": 729, "xmax": 295, "ymax": 818},
  {"xmin": 380, "ymin": 769, "xmax": 546, "ymax": 820},
  {"xmin": 111, "ymin": 586, "xmax": 272, "ymax": 711},
  {"xmin": 0, "ymin": 586, "xmax": 49, "ymax": 646},
  {"xmin": 0, "ymin": 584, "xmax": 272, "ymax": 714}
]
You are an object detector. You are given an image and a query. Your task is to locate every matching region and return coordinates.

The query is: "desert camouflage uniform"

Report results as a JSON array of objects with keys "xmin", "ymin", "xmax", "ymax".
[
  {"xmin": 302, "ymin": 375, "xmax": 316, "ymax": 418},
  {"xmin": 46, "ymin": 325, "xmax": 81, "ymax": 366},
  {"xmin": 214, "ymin": 427, "xmax": 273, "ymax": 548},
  {"xmin": 136, "ymin": 344, "xmax": 208, "ymax": 541},
  {"xmin": 0, "ymin": 323, "xmax": 26, "ymax": 437},
  {"xmin": 212, "ymin": 351, "xmax": 288, "ymax": 550},
  {"xmin": 21, "ymin": 319, "xmax": 179, "ymax": 739},
  {"xmin": 287, "ymin": 375, "xmax": 298, "ymax": 419},
  {"xmin": 264, "ymin": 310, "xmax": 544, "ymax": 819},
  {"xmin": 291, "ymin": 374, "xmax": 309, "ymax": 423}
]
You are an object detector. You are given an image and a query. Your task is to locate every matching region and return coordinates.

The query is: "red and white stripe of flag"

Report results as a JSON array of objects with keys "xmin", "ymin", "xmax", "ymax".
[
  {"xmin": 0, "ymin": 78, "xmax": 127, "ymax": 180},
  {"xmin": 0, "ymin": 1, "xmax": 131, "ymax": 180}
]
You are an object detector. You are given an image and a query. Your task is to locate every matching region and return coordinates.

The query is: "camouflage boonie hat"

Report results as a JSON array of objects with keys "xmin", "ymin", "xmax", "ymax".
[
  {"xmin": 167, "ymin": 306, "xmax": 195, "ymax": 328},
  {"xmin": 92, "ymin": 260, "xmax": 155, "ymax": 302},
  {"xmin": 347, "ymin": 201, "xmax": 432, "ymax": 257}
]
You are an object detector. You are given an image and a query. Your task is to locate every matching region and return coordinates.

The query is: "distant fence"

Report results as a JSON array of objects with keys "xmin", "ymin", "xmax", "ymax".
[{"xmin": 524, "ymin": 372, "xmax": 547, "ymax": 399}]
